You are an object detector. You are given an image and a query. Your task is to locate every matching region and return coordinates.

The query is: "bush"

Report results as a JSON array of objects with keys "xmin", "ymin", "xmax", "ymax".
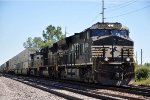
[
  {"xmin": 135, "ymin": 68, "xmax": 149, "ymax": 81},
  {"xmin": 144, "ymin": 63, "xmax": 150, "ymax": 67}
]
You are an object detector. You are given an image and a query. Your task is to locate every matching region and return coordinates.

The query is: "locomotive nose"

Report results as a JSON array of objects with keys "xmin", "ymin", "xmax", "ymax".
[{"xmin": 93, "ymin": 35, "xmax": 133, "ymax": 46}]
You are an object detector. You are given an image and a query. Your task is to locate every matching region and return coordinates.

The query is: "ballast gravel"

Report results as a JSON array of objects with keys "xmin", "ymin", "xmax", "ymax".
[
  {"xmin": 0, "ymin": 76, "xmax": 65, "ymax": 100},
  {"xmin": 96, "ymin": 89, "xmax": 147, "ymax": 100}
]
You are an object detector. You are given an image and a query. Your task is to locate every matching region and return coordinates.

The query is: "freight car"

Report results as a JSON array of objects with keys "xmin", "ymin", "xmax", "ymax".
[
  {"xmin": 0, "ymin": 48, "xmax": 36, "ymax": 75},
  {"xmin": 0, "ymin": 22, "xmax": 134, "ymax": 86}
]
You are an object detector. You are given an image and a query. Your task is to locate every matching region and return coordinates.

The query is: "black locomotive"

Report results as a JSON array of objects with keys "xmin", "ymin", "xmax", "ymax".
[{"xmin": 29, "ymin": 22, "xmax": 134, "ymax": 86}]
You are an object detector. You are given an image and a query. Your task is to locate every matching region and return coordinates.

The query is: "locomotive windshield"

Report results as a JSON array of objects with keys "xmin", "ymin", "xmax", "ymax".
[
  {"xmin": 111, "ymin": 30, "xmax": 128, "ymax": 36},
  {"xmin": 90, "ymin": 29, "xmax": 128, "ymax": 37}
]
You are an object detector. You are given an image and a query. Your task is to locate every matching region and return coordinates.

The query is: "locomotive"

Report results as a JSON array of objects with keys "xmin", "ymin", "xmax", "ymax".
[{"xmin": 0, "ymin": 22, "xmax": 134, "ymax": 86}]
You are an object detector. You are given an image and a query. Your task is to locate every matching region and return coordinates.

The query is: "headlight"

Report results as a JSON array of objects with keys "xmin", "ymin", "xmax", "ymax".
[
  {"xmin": 126, "ymin": 57, "xmax": 130, "ymax": 62},
  {"xmin": 104, "ymin": 57, "xmax": 109, "ymax": 61}
]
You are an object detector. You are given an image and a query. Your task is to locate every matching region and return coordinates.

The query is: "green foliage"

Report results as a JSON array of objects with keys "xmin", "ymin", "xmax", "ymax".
[
  {"xmin": 43, "ymin": 25, "xmax": 64, "ymax": 43},
  {"xmin": 23, "ymin": 24, "xmax": 64, "ymax": 48},
  {"xmin": 134, "ymin": 67, "xmax": 150, "ymax": 85},
  {"xmin": 23, "ymin": 37, "xmax": 43, "ymax": 48},
  {"xmin": 32, "ymin": 37, "xmax": 43, "ymax": 47},
  {"xmin": 144, "ymin": 63, "xmax": 150, "ymax": 67},
  {"xmin": 40, "ymin": 40, "xmax": 54, "ymax": 48},
  {"xmin": 23, "ymin": 37, "xmax": 34, "ymax": 48},
  {"xmin": 135, "ymin": 67, "xmax": 149, "ymax": 81}
]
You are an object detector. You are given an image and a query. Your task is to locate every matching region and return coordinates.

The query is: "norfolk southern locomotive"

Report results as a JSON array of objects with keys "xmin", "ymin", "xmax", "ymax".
[{"xmin": 0, "ymin": 22, "xmax": 134, "ymax": 86}]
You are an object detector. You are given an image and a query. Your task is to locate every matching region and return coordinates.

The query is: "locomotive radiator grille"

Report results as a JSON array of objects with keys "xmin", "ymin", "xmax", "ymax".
[{"xmin": 91, "ymin": 46, "xmax": 134, "ymax": 62}]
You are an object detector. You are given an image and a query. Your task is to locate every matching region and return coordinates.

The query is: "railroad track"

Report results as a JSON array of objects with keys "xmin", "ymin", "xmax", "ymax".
[
  {"xmin": 124, "ymin": 85, "xmax": 150, "ymax": 93},
  {"xmin": 51, "ymin": 79, "xmax": 150, "ymax": 98},
  {"xmin": 111, "ymin": 85, "xmax": 150, "ymax": 97},
  {"xmin": 3, "ymin": 74, "xmax": 148, "ymax": 100},
  {"xmin": 4, "ymin": 75, "xmax": 120, "ymax": 100},
  {"xmin": 105, "ymin": 85, "xmax": 150, "ymax": 98},
  {"xmin": 38, "ymin": 76, "xmax": 150, "ymax": 99}
]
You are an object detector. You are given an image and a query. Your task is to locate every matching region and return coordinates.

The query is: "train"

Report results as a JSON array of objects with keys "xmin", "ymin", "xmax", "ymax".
[{"xmin": 0, "ymin": 22, "xmax": 135, "ymax": 86}]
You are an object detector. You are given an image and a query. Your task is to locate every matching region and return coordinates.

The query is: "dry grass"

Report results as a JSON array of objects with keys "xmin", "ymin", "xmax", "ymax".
[{"xmin": 134, "ymin": 77, "xmax": 150, "ymax": 86}]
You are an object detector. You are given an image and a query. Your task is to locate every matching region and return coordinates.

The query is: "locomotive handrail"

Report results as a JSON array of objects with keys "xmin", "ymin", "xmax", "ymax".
[{"xmin": 92, "ymin": 47, "xmax": 102, "ymax": 75}]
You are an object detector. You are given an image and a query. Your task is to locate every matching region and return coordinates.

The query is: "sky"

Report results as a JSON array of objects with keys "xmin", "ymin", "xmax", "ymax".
[{"xmin": 0, "ymin": 0, "xmax": 150, "ymax": 65}]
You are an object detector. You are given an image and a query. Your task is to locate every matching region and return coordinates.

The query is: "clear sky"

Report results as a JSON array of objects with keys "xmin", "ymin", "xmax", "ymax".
[{"xmin": 0, "ymin": 0, "xmax": 150, "ymax": 65}]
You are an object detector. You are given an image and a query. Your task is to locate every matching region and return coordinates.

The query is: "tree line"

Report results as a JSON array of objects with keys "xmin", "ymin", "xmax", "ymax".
[{"xmin": 23, "ymin": 25, "xmax": 65, "ymax": 49}]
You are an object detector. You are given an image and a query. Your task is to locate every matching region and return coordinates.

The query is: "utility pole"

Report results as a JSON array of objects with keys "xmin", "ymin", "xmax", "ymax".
[
  {"xmin": 141, "ymin": 49, "xmax": 142, "ymax": 65},
  {"xmin": 101, "ymin": 0, "xmax": 105, "ymax": 23}
]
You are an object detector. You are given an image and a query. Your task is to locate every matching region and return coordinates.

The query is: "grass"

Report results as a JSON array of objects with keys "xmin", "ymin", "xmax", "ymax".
[{"xmin": 134, "ymin": 77, "xmax": 150, "ymax": 86}]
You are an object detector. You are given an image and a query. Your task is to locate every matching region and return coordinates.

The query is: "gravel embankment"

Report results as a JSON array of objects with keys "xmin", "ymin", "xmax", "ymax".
[{"xmin": 0, "ymin": 76, "xmax": 65, "ymax": 100}]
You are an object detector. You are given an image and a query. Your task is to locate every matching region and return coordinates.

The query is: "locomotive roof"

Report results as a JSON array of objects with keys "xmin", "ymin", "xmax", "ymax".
[
  {"xmin": 90, "ymin": 22, "xmax": 129, "ymax": 30},
  {"xmin": 80, "ymin": 22, "xmax": 129, "ymax": 33}
]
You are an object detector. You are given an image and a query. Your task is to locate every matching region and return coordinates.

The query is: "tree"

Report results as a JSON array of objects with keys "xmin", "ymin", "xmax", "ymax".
[
  {"xmin": 32, "ymin": 37, "xmax": 43, "ymax": 48},
  {"xmin": 42, "ymin": 25, "xmax": 64, "ymax": 47},
  {"xmin": 23, "ymin": 37, "xmax": 44, "ymax": 48},
  {"xmin": 23, "ymin": 25, "xmax": 64, "ymax": 48},
  {"xmin": 23, "ymin": 37, "xmax": 33, "ymax": 48}
]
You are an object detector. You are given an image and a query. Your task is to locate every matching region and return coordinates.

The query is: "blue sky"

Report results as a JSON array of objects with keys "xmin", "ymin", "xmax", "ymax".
[{"xmin": 0, "ymin": 0, "xmax": 150, "ymax": 65}]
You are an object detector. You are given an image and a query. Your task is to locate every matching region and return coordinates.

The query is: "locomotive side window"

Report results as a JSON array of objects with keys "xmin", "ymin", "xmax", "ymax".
[{"xmin": 90, "ymin": 29, "xmax": 110, "ymax": 37}]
